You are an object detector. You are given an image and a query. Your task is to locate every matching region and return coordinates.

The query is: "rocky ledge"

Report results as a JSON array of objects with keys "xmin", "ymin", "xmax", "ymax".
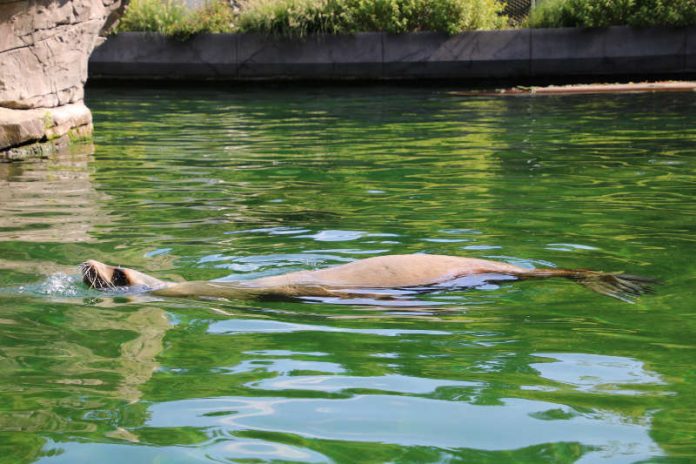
[
  {"xmin": 0, "ymin": 102, "xmax": 93, "ymax": 161},
  {"xmin": 0, "ymin": 0, "xmax": 123, "ymax": 160}
]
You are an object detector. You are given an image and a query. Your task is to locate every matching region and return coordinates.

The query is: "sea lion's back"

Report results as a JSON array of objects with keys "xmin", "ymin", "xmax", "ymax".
[{"xmin": 301, "ymin": 254, "xmax": 517, "ymax": 288}]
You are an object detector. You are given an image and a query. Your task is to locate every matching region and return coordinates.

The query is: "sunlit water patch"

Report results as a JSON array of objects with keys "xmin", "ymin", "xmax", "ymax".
[
  {"xmin": 142, "ymin": 395, "xmax": 660, "ymax": 463},
  {"xmin": 207, "ymin": 318, "xmax": 450, "ymax": 336},
  {"xmin": 530, "ymin": 352, "xmax": 665, "ymax": 395}
]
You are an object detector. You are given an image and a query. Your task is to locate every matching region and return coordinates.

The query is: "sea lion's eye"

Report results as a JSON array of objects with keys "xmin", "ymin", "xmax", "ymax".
[{"xmin": 111, "ymin": 268, "xmax": 129, "ymax": 287}]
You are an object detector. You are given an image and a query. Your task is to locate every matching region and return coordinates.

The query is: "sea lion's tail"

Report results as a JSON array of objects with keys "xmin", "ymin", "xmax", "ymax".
[{"xmin": 517, "ymin": 269, "xmax": 658, "ymax": 303}]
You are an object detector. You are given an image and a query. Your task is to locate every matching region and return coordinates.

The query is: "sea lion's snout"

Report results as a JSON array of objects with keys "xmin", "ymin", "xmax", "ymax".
[
  {"xmin": 80, "ymin": 260, "xmax": 168, "ymax": 291},
  {"xmin": 80, "ymin": 260, "xmax": 129, "ymax": 289}
]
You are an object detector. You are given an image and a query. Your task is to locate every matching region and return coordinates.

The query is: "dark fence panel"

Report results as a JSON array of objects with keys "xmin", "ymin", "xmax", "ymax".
[{"xmin": 503, "ymin": 0, "xmax": 533, "ymax": 25}]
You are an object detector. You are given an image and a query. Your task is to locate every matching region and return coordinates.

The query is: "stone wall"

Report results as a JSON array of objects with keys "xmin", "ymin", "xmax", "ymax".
[{"xmin": 0, "ymin": 0, "xmax": 124, "ymax": 160}]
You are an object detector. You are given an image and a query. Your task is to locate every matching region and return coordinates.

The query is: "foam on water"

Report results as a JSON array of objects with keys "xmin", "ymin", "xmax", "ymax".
[
  {"xmin": 33, "ymin": 273, "xmax": 81, "ymax": 297},
  {"xmin": 13, "ymin": 273, "xmax": 92, "ymax": 298}
]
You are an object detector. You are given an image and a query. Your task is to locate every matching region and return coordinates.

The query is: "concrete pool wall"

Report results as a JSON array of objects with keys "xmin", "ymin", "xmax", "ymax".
[{"xmin": 89, "ymin": 26, "xmax": 696, "ymax": 82}]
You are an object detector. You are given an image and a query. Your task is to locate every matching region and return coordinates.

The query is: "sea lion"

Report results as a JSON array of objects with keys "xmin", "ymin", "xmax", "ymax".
[{"xmin": 80, "ymin": 254, "xmax": 656, "ymax": 302}]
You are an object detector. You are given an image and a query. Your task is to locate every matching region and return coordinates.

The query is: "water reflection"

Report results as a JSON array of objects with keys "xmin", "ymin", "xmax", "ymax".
[
  {"xmin": 207, "ymin": 318, "xmax": 450, "ymax": 336},
  {"xmin": 38, "ymin": 437, "xmax": 331, "ymax": 464},
  {"xmin": 0, "ymin": 302, "xmax": 169, "ymax": 408},
  {"xmin": 34, "ymin": 391, "xmax": 662, "ymax": 464},
  {"xmin": 0, "ymin": 145, "xmax": 109, "ymax": 244},
  {"xmin": 530, "ymin": 352, "xmax": 664, "ymax": 395},
  {"xmin": 248, "ymin": 373, "xmax": 479, "ymax": 394},
  {"xmin": 141, "ymin": 395, "xmax": 659, "ymax": 463},
  {"xmin": 226, "ymin": 357, "xmax": 346, "ymax": 375}
]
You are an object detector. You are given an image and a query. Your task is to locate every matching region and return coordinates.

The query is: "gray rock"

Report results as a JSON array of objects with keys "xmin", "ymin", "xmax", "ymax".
[
  {"xmin": 0, "ymin": 0, "xmax": 123, "ymax": 156},
  {"xmin": 0, "ymin": 102, "xmax": 93, "ymax": 161}
]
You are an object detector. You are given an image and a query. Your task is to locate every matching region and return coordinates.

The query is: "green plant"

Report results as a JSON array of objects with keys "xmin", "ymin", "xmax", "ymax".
[
  {"xmin": 116, "ymin": 0, "xmax": 235, "ymax": 37},
  {"xmin": 526, "ymin": 0, "xmax": 696, "ymax": 28},
  {"xmin": 235, "ymin": 0, "xmax": 507, "ymax": 36},
  {"xmin": 332, "ymin": 0, "xmax": 506, "ymax": 34},
  {"xmin": 117, "ymin": 0, "xmax": 507, "ymax": 36},
  {"xmin": 629, "ymin": 0, "xmax": 696, "ymax": 26},
  {"xmin": 116, "ymin": 0, "xmax": 190, "ymax": 35},
  {"xmin": 189, "ymin": 0, "xmax": 236, "ymax": 33},
  {"xmin": 235, "ymin": 0, "xmax": 333, "ymax": 36}
]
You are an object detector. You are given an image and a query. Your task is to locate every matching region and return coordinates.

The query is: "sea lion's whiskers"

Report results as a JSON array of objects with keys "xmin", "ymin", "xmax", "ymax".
[
  {"xmin": 80, "ymin": 261, "xmax": 110, "ymax": 290},
  {"xmin": 85, "ymin": 264, "xmax": 97, "ymax": 289}
]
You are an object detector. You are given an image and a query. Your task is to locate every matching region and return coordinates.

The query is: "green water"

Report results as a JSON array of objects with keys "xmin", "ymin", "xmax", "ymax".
[{"xmin": 1, "ymin": 86, "xmax": 695, "ymax": 463}]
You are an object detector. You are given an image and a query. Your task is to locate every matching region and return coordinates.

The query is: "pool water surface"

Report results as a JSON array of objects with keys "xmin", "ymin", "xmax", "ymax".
[{"xmin": 0, "ymin": 86, "xmax": 694, "ymax": 463}]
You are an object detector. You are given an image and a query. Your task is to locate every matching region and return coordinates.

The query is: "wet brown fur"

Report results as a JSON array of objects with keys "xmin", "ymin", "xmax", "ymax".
[{"xmin": 80, "ymin": 254, "xmax": 657, "ymax": 302}]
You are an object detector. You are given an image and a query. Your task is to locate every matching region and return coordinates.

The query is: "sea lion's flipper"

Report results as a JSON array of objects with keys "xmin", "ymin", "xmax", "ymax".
[
  {"xmin": 518, "ymin": 268, "xmax": 658, "ymax": 303},
  {"xmin": 574, "ymin": 272, "xmax": 658, "ymax": 303}
]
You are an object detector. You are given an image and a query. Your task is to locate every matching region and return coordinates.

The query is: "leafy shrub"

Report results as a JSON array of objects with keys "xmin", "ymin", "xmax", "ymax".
[
  {"xmin": 117, "ymin": 0, "xmax": 506, "ymax": 36},
  {"xmin": 235, "ymin": 0, "xmax": 507, "ymax": 35},
  {"xmin": 525, "ymin": 0, "xmax": 571, "ymax": 27},
  {"xmin": 234, "ymin": 0, "xmax": 333, "ymax": 35},
  {"xmin": 116, "ymin": 0, "xmax": 235, "ymax": 37},
  {"xmin": 629, "ymin": 0, "xmax": 696, "ymax": 27},
  {"xmin": 188, "ymin": 0, "xmax": 237, "ymax": 32},
  {"xmin": 338, "ymin": 0, "xmax": 507, "ymax": 34},
  {"xmin": 527, "ymin": 0, "xmax": 696, "ymax": 28}
]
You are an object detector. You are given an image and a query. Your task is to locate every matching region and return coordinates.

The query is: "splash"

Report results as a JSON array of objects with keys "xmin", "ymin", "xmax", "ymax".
[{"xmin": 19, "ymin": 273, "xmax": 82, "ymax": 297}]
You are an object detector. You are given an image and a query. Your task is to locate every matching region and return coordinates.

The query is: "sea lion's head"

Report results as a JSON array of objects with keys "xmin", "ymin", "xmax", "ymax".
[{"xmin": 80, "ymin": 260, "xmax": 166, "ymax": 290}]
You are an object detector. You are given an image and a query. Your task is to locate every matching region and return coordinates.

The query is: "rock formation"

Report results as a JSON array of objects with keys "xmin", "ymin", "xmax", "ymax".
[{"xmin": 0, "ymin": 0, "xmax": 124, "ymax": 160}]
